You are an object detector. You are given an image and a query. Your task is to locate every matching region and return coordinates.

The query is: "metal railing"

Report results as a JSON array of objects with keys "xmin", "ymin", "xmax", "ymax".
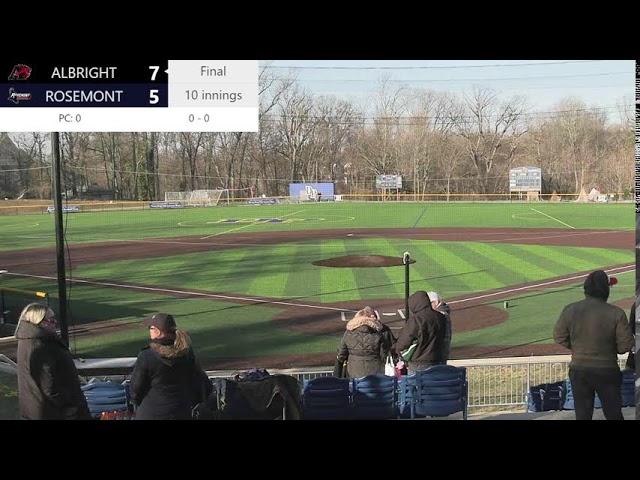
[{"xmin": 205, "ymin": 355, "xmax": 631, "ymax": 413}]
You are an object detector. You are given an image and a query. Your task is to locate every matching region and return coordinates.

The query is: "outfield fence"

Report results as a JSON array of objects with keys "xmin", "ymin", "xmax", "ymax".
[{"xmin": 0, "ymin": 192, "xmax": 631, "ymax": 216}]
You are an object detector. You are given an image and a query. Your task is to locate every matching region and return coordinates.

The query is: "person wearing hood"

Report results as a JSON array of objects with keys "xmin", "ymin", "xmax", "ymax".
[
  {"xmin": 393, "ymin": 291, "xmax": 447, "ymax": 374},
  {"xmin": 427, "ymin": 291, "xmax": 452, "ymax": 363},
  {"xmin": 15, "ymin": 302, "xmax": 90, "ymax": 420},
  {"xmin": 554, "ymin": 270, "xmax": 634, "ymax": 420},
  {"xmin": 334, "ymin": 306, "xmax": 394, "ymax": 378},
  {"xmin": 129, "ymin": 313, "xmax": 212, "ymax": 420}
]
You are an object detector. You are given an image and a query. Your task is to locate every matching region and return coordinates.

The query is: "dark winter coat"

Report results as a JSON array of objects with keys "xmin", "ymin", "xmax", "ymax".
[
  {"xmin": 15, "ymin": 320, "xmax": 90, "ymax": 420},
  {"xmin": 554, "ymin": 295, "xmax": 634, "ymax": 370},
  {"xmin": 435, "ymin": 302, "xmax": 452, "ymax": 362},
  {"xmin": 336, "ymin": 313, "xmax": 394, "ymax": 379},
  {"xmin": 129, "ymin": 330, "xmax": 212, "ymax": 420},
  {"xmin": 394, "ymin": 291, "xmax": 447, "ymax": 366},
  {"xmin": 626, "ymin": 301, "xmax": 635, "ymax": 370}
]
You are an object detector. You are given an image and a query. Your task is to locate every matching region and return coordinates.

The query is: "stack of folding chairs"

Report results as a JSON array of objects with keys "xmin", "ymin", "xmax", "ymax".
[{"xmin": 82, "ymin": 379, "xmax": 132, "ymax": 420}]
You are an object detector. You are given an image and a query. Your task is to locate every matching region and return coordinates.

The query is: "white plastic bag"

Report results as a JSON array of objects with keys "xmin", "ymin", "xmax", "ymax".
[{"xmin": 384, "ymin": 355, "xmax": 395, "ymax": 376}]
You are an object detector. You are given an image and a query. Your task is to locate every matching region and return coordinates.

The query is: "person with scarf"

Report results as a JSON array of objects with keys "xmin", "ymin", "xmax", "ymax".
[
  {"xmin": 129, "ymin": 313, "xmax": 212, "ymax": 420},
  {"xmin": 334, "ymin": 306, "xmax": 394, "ymax": 378}
]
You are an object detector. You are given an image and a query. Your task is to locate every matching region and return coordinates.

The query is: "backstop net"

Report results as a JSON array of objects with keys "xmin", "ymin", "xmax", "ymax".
[{"xmin": 164, "ymin": 189, "xmax": 225, "ymax": 207}]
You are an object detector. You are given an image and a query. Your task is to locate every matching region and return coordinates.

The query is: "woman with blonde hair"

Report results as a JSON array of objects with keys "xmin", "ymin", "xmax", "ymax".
[
  {"xmin": 334, "ymin": 306, "xmax": 395, "ymax": 378},
  {"xmin": 15, "ymin": 302, "xmax": 90, "ymax": 420}
]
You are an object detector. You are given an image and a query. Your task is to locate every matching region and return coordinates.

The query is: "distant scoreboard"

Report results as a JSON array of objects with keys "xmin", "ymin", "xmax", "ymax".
[
  {"xmin": 509, "ymin": 167, "xmax": 541, "ymax": 192},
  {"xmin": 376, "ymin": 175, "xmax": 402, "ymax": 189},
  {"xmin": 0, "ymin": 60, "xmax": 258, "ymax": 132}
]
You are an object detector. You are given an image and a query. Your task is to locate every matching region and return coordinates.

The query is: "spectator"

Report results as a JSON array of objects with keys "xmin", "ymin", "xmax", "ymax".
[
  {"xmin": 554, "ymin": 270, "xmax": 634, "ymax": 420},
  {"xmin": 625, "ymin": 297, "xmax": 635, "ymax": 371},
  {"xmin": 15, "ymin": 303, "xmax": 90, "ymax": 420},
  {"xmin": 334, "ymin": 306, "xmax": 394, "ymax": 378},
  {"xmin": 393, "ymin": 291, "xmax": 447, "ymax": 374},
  {"xmin": 129, "ymin": 313, "xmax": 212, "ymax": 420},
  {"xmin": 427, "ymin": 291, "xmax": 452, "ymax": 363}
]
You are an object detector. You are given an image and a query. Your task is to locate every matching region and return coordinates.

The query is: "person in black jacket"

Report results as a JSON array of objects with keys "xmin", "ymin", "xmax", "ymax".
[
  {"xmin": 15, "ymin": 303, "xmax": 90, "ymax": 420},
  {"xmin": 393, "ymin": 291, "xmax": 447, "ymax": 374},
  {"xmin": 334, "ymin": 307, "xmax": 395, "ymax": 378},
  {"xmin": 129, "ymin": 313, "xmax": 212, "ymax": 420}
]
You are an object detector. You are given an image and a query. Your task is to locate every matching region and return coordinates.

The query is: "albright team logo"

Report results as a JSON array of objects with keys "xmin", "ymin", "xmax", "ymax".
[
  {"xmin": 8, "ymin": 64, "xmax": 32, "ymax": 80},
  {"xmin": 7, "ymin": 87, "xmax": 32, "ymax": 104}
]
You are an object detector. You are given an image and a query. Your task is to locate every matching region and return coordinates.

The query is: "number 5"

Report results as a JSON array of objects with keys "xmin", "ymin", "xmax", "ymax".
[
  {"xmin": 149, "ymin": 90, "xmax": 159, "ymax": 104},
  {"xmin": 149, "ymin": 66, "xmax": 160, "ymax": 81}
]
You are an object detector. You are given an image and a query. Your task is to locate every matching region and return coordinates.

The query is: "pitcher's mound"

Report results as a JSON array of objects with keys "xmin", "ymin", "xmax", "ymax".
[{"xmin": 313, "ymin": 255, "xmax": 403, "ymax": 268}]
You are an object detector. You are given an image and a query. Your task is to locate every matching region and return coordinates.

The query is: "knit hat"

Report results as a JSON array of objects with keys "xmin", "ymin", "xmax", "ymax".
[{"xmin": 584, "ymin": 270, "xmax": 610, "ymax": 301}]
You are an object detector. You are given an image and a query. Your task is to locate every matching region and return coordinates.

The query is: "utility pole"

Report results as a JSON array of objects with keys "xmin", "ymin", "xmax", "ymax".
[{"xmin": 51, "ymin": 132, "xmax": 69, "ymax": 346}]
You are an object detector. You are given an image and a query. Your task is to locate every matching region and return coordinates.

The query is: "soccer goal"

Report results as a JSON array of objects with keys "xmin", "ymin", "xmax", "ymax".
[{"xmin": 164, "ymin": 189, "xmax": 226, "ymax": 207}]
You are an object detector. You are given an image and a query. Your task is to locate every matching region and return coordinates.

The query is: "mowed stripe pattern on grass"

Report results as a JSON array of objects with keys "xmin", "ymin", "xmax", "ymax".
[{"xmin": 72, "ymin": 239, "xmax": 634, "ymax": 304}]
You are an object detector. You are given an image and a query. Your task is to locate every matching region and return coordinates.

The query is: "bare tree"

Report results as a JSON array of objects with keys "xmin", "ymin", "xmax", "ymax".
[{"xmin": 454, "ymin": 88, "xmax": 528, "ymax": 194}]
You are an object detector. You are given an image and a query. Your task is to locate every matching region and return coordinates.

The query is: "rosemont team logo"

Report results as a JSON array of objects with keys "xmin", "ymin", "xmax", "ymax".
[
  {"xmin": 7, "ymin": 87, "xmax": 32, "ymax": 104},
  {"xmin": 8, "ymin": 64, "xmax": 32, "ymax": 80}
]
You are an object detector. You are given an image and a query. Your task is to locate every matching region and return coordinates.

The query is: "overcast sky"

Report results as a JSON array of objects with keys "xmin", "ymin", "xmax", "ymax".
[{"xmin": 261, "ymin": 60, "xmax": 634, "ymax": 118}]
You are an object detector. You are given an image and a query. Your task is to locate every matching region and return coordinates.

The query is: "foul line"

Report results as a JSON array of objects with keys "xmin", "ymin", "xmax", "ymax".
[
  {"xmin": 3, "ymin": 272, "xmax": 357, "ymax": 314},
  {"xmin": 412, "ymin": 204, "xmax": 430, "ymax": 228},
  {"xmin": 447, "ymin": 264, "xmax": 635, "ymax": 305},
  {"xmin": 200, "ymin": 210, "xmax": 303, "ymax": 239},
  {"xmin": 529, "ymin": 208, "xmax": 575, "ymax": 229}
]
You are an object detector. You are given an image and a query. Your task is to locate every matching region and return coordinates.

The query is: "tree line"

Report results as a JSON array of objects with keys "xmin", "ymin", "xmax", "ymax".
[{"xmin": 2, "ymin": 70, "xmax": 633, "ymax": 200}]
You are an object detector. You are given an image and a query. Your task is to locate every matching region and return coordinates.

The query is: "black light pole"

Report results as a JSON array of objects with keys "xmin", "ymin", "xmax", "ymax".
[
  {"xmin": 402, "ymin": 252, "xmax": 415, "ymax": 320},
  {"xmin": 51, "ymin": 132, "xmax": 69, "ymax": 347}
]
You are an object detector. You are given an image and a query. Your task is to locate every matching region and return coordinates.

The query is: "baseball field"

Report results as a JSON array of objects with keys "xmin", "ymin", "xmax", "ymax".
[{"xmin": 0, "ymin": 200, "xmax": 634, "ymax": 369}]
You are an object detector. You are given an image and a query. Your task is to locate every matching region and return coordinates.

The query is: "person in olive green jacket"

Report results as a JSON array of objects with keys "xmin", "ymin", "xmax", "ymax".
[{"xmin": 554, "ymin": 270, "xmax": 634, "ymax": 420}]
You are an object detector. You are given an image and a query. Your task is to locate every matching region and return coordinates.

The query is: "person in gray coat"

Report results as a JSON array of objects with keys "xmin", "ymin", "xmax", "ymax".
[
  {"xmin": 554, "ymin": 270, "xmax": 634, "ymax": 420},
  {"xmin": 15, "ymin": 303, "xmax": 90, "ymax": 420}
]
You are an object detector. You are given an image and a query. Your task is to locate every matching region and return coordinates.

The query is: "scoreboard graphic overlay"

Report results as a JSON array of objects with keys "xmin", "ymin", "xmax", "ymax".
[{"xmin": 0, "ymin": 60, "xmax": 258, "ymax": 132}]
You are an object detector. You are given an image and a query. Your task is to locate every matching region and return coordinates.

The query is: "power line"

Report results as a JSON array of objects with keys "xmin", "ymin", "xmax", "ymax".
[
  {"xmin": 261, "ymin": 105, "xmax": 633, "ymax": 124},
  {"xmin": 263, "ymin": 61, "xmax": 611, "ymax": 70},
  {"xmin": 287, "ymin": 71, "xmax": 631, "ymax": 83},
  {"xmin": 0, "ymin": 166, "xmax": 50, "ymax": 172}
]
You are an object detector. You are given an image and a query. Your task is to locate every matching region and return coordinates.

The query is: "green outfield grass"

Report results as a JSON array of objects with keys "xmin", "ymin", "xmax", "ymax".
[
  {"xmin": 1, "ymin": 269, "xmax": 634, "ymax": 367},
  {"xmin": 0, "ymin": 201, "xmax": 632, "ymax": 252},
  {"xmin": 0, "ymin": 200, "xmax": 634, "ymax": 366},
  {"xmin": 453, "ymin": 270, "xmax": 636, "ymax": 349},
  {"xmin": 72, "ymin": 239, "xmax": 633, "ymax": 304}
]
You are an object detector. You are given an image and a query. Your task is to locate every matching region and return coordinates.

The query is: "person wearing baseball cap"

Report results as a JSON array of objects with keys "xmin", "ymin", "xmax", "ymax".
[
  {"xmin": 554, "ymin": 270, "xmax": 634, "ymax": 420},
  {"xmin": 129, "ymin": 313, "xmax": 212, "ymax": 420}
]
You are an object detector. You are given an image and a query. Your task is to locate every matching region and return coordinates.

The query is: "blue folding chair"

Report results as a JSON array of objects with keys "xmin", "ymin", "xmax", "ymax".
[
  {"xmin": 397, "ymin": 374, "xmax": 416, "ymax": 419},
  {"xmin": 351, "ymin": 375, "xmax": 397, "ymax": 419},
  {"xmin": 302, "ymin": 377, "xmax": 351, "ymax": 419},
  {"xmin": 410, "ymin": 365, "xmax": 468, "ymax": 420},
  {"xmin": 621, "ymin": 369, "xmax": 635, "ymax": 407},
  {"xmin": 82, "ymin": 379, "xmax": 129, "ymax": 418}
]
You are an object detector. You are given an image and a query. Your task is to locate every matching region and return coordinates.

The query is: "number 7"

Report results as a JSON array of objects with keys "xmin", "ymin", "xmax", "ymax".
[{"xmin": 149, "ymin": 66, "xmax": 160, "ymax": 81}]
